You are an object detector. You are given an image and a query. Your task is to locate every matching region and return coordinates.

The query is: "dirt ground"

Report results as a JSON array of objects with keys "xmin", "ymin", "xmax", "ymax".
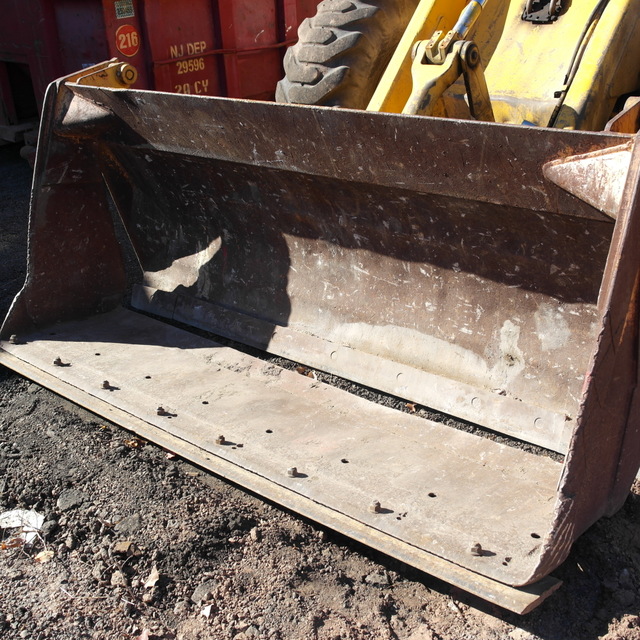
[{"xmin": 1, "ymin": 142, "xmax": 639, "ymax": 640}]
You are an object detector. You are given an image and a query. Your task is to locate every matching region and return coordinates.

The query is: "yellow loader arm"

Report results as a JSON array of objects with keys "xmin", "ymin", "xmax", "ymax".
[{"xmin": 370, "ymin": 0, "xmax": 640, "ymax": 130}]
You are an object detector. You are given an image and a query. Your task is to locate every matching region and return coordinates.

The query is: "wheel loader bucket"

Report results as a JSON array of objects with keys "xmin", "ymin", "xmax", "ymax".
[{"xmin": 2, "ymin": 66, "xmax": 640, "ymax": 614}]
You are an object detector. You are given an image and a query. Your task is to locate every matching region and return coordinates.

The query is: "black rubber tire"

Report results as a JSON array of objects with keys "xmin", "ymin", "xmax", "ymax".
[{"xmin": 276, "ymin": 0, "xmax": 419, "ymax": 109}]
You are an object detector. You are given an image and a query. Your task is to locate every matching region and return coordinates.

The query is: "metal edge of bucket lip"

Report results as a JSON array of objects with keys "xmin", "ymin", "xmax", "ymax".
[
  {"xmin": 0, "ymin": 345, "xmax": 562, "ymax": 614},
  {"xmin": 66, "ymin": 82, "xmax": 633, "ymax": 163},
  {"xmin": 64, "ymin": 78, "xmax": 633, "ymax": 136}
]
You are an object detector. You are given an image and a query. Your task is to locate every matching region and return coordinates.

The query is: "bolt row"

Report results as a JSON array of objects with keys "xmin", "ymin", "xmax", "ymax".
[{"xmin": 16, "ymin": 348, "xmax": 517, "ymax": 561}]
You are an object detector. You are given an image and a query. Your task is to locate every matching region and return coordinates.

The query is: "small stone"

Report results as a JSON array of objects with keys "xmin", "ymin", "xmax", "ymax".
[
  {"xmin": 120, "ymin": 600, "xmax": 135, "ymax": 615},
  {"xmin": 111, "ymin": 570, "xmax": 129, "ymax": 587},
  {"xmin": 165, "ymin": 466, "xmax": 178, "ymax": 478},
  {"xmin": 115, "ymin": 514, "xmax": 142, "ymax": 536},
  {"xmin": 112, "ymin": 540, "xmax": 135, "ymax": 556},
  {"xmin": 191, "ymin": 579, "xmax": 217, "ymax": 604},
  {"xmin": 249, "ymin": 527, "xmax": 261, "ymax": 542},
  {"xmin": 619, "ymin": 568, "xmax": 634, "ymax": 589},
  {"xmin": 142, "ymin": 591, "xmax": 154, "ymax": 604},
  {"xmin": 364, "ymin": 571, "xmax": 390, "ymax": 588},
  {"xmin": 174, "ymin": 600, "xmax": 190, "ymax": 615},
  {"xmin": 19, "ymin": 631, "xmax": 29, "ymax": 639},
  {"xmin": 56, "ymin": 489, "xmax": 85, "ymax": 511},
  {"xmin": 65, "ymin": 534, "xmax": 78, "ymax": 551},
  {"xmin": 615, "ymin": 589, "xmax": 636, "ymax": 608},
  {"xmin": 97, "ymin": 546, "xmax": 109, "ymax": 561},
  {"xmin": 41, "ymin": 520, "xmax": 58, "ymax": 538},
  {"xmin": 92, "ymin": 563, "xmax": 106, "ymax": 582}
]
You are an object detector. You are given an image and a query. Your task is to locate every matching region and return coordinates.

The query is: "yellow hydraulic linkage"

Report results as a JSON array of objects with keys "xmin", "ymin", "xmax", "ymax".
[
  {"xmin": 63, "ymin": 59, "xmax": 138, "ymax": 89},
  {"xmin": 403, "ymin": 0, "xmax": 494, "ymax": 119}
]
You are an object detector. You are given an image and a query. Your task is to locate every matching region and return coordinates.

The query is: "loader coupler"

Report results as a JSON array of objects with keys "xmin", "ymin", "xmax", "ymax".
[{"xmin": 2, "ymin": 72, "xmax": 640, "ymax": 613}]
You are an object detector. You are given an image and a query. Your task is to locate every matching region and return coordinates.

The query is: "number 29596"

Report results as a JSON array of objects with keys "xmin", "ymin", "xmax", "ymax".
[{"xmin": 176, "ymin": 58, "xmax": 206, "ymax": 74}]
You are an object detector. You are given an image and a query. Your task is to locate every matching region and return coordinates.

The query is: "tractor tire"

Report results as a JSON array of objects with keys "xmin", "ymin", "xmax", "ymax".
[{"xmin": 276, "ymin": 0, "xmax": 419, "ymax": 109}]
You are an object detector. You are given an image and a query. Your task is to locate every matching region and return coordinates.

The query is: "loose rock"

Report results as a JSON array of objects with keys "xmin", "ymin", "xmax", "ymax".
[
  {"xmin": 56, "ymin": 489, "xmax": 85, "ymax": 511},
  {"xmin": 615, "ymin": 589, "xmax": 636, "ymax": 608},
  {"xmin": 112, "ymin": 540, "xmax": 137, "ymax": 556},
  {"xmin": 64, "ymin": 534, "xmax": 77, "ymax": 550},
  {"xmin": 173, "ymin": 600, "xmax": 190, "ymax": 616},
  {"xmin": 364, "ymin": 571, "xmax": 390, "ymax": 588},
  {"xmin": 41, "ymin": 519, "xmax": 58, "ymax": 537},
  {"xmin": 191, "ymin": 579, "xmax": 218, "ymax": 604},
  {"xmin": 115, "ymin": 513, "xmax": 142, "ymax": 536},
  {"xmin": 111, "ymin": 570, "xmax": 129, "ymax": 588},
  {"xmin": 249, "ymin": 527, "xmax": 261, "ymax": 542}
]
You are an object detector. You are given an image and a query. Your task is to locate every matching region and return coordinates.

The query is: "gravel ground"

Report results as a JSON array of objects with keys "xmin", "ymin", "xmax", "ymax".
[{"xmin": 1, "ymin": 142, "xmax": 640, "ymax": 640}]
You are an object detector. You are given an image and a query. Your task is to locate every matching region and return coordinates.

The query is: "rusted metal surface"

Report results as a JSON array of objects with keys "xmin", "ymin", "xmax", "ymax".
[
  {"xmin": 1, "ymin": 72, "xmax": 639, "ymax": 610},
  {"xmin": 62, "ymin": 83, "xmax": 628, "ymax": 453},
  {"xmin": 605, "ymin": 96, "xmax": 640, "ymax": 134}
]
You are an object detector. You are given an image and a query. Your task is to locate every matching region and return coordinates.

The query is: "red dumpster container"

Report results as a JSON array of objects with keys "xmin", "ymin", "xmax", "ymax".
[{"xmin": 0, "ymin": 0, "xmax": 317, "ymax": 139}]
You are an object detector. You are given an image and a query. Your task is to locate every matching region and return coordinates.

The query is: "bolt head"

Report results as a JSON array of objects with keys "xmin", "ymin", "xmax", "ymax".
[
  {"xmin": 471, "ymin": 543, "xmax": 483, "ymax": 556},
  {"xmin": 116, "ymin": 63, "xmax": 138, "ymax": 86},
  {"xmin": 215, "ymin": 435, "xmax": 226, "ymax": 445},
  {"xmin": 287, "ymin": 467, "xmax": 298, "ymax": 478},
  {"xmin": 369, "ymin": 500, "xmax": 381, "ymax": 514}
]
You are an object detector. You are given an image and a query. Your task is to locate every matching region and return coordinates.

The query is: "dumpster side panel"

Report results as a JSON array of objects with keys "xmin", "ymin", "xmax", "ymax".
[
  {"xmin": 1, "ymin": 0, "xmax": 317, "ymax": 115},
  {"xmin": 0, "ymin": 0, "xmax": 63, "ymax": 117},
  {"xmin": 143, "ymin": 0, "xmax": 225, "ymax": 97},
  {"xmin": 218, "ymin": 0, "xmax": 279, "ymax": 99},
  {"xmin": 142, "ymin": 0, "xmax": 317, "ymax": 100},
  {"xmin": 53, "ymin": 0, "xmax": 109, "ymax": 73}
]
